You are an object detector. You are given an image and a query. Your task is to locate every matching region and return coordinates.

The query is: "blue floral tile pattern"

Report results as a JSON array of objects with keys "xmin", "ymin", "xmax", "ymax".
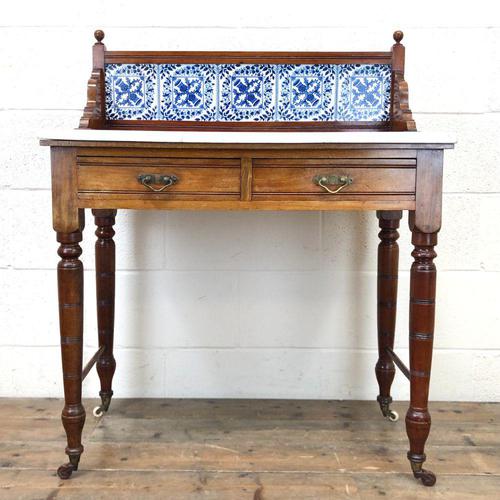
[
  {"xmin": 219, "ymin": 64, "xmax": 276, "ymax": 121},
  {"xmin": 337, "ymin": 64, "xmax": 391, "ymax": 121},
  {"xmin": 104, "ymin": 63, "xmax": 392, "ymax": 122},
  {"xmin": 159, "ymin": 64, "xmax": 217, "ymax": 121},
  {"xmin": 105, "ymin": 64, "xmax": 158, "ymax": 120},
  {"xmin": 278, "ymin": 65, "xmax": 336, "ymax": 121}
]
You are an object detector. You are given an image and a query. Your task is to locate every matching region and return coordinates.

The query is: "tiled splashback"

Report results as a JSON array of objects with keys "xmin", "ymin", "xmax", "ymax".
[{"xmin": 105, "ymin": 63, "xmax": 392, "ymax": 122}]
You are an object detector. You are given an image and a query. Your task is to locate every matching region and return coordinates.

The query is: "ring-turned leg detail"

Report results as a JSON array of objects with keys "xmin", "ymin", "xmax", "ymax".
[
  {"xmin": 56, "ymin": 228, "xmax": 86, "ymax": 479},
  {"xmin": 406, "ymin": 216, "xmax": 438, "ymax": 486},
  {"xmin": 375, "ymin": 211, "xmax": 402, "ymax": 422},
  {"xmin": 92, "ymin": 209, "xmax": 117, "ymax": 417}
]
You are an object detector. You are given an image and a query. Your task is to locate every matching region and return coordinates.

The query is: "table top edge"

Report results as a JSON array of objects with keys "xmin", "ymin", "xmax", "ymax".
[{"xmin": 39, "ymin": 129, "xmax": 456, "ymax": 148}]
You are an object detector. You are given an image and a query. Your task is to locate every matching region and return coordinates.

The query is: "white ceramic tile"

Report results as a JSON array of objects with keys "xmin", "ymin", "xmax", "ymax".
[
  {"xmin": 105, "ymin": 64, "xmax": 158, "ymax": 120},
  {"xmin": 104, "ymin": 62, "xmax": 391, "ymax": 122}
]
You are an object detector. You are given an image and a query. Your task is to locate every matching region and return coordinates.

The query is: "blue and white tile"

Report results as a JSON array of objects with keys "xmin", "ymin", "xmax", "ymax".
[
  {"xmin": 277, "ymin": 64, "xmax": 336, "ymax": 121},
  {"xmin": 104, "ymin": 62, "xmax": 393, "ymax": 123},
  {"xmin": 105, "ymin": 64, "xmax": 157, "ymax": 120},
  {"xmin": 219, "ymin": 64, "xmax": 276, "ymax": 121},
  {"xmin": 159, "ymin": 64, "xmax": 217, "ymax": 121},
  {"xmin": 337, "ymin": 64, "xmax": 391, "ymax": 121}
]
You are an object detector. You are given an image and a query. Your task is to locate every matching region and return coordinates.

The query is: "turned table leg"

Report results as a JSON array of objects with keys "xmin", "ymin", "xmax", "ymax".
[
  {"xmin": 375, "ymin": 210, "xmax": 402, "ymax": 422},
  {"xmin": 56, "ymin": 228, "xmax": 85, "ymax": 480},
  {"xmin": 406, "ymin": 216, "xmax": 438, "ymax": 486},
  {"xmin": 92, "ymin": 209, "xmax": 117, "ymax": 417}
]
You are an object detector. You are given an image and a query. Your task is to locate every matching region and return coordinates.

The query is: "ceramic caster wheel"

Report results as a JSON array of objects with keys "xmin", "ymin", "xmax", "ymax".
[
  {"xmin": 93, "ymin": 406, "xmax": 104, "ymax": 417},
  {"xmin": 388, "ymin": 410, "xmax": 399, "ymax": 422}
]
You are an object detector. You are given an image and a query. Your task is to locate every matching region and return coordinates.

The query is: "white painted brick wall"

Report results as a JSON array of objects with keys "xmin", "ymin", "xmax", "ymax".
[{"xmin": 1, "ymin": 1, "xmax": 500, "ymax": 401}]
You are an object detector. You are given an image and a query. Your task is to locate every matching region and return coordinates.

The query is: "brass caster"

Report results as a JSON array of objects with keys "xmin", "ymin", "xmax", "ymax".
[
  {"xmin": 98, "ymin": 391, "xmax": 113, "ymax": 412},
  {"xmin": 57, "ymin": 462, "xmax": 75, "ymax": 479},
  {"xmin": 57, "ymin": 453, "xmax": 80, "ymax": 480},
  {"xmin": 409, "ymin": 455, "xmax": 436, "ymax": 487},
  {"xmin": 93, "ymin": 405, "xmax": 104, "ymax": 418},
  {"xmin": 377, "ymin": 396, "xmax": 398, "ymax": 422},
  {"xmin": 93, "ymin": 391, "xmax": 113, "ymax": 417},
  {"xmin": 413, "ymin": 468, "xmax": 436, "ymax": 487}
]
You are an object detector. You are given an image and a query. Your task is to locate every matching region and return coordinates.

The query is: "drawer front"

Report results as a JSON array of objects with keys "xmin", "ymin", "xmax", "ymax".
[
  {"xmin": 253, "ymin": 159, "xmax": 415, "ymax": 196},
  {"xmin": 77, "ymin": 157, "xmax": 240, "ymax": 194}
]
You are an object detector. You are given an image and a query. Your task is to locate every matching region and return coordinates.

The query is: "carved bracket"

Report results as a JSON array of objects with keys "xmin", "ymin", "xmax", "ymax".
[
  {"xmin": 79, "ymin": 68, "xmax": 105, "ymax": 129},
  {"xmin": 391, "ymin": 71, "xmax": 417, "ymax": 131}
]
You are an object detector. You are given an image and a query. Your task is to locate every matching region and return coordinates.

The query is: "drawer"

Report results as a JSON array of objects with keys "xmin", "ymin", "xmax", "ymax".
[
  {"xmin": 77, "ymin": 157, "xmax": 240, "ymax": 194},
  {"xmin": 253, "ymin": 159, "xmax": 415, "ymax": 196}
]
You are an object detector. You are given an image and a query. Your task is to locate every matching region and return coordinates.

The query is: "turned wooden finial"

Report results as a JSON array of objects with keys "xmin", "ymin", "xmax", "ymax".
[
  {"xmin": 393, "ymin": 30, "xmax": 404, "ymax": 44},
  {"xmin": 94, "ymin": 29, "xmax": 105, "ymax": 44}
]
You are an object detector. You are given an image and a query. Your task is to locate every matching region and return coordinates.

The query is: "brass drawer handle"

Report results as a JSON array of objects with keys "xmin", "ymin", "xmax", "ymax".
[
  {"xmin": 138, "ymin": 174, "xmax": 178, "ymax": 192},
  {"xmin": 313, "ymin": 174, "xmax": 353, "ymax": 194}
]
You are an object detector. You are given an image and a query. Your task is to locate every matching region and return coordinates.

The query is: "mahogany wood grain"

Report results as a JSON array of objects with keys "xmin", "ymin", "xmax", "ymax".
[
  {"xmin": 51, "ymin": 148, "xmax": 80, "ymax": 233},
  {"xmin": 251, "ymin": 194, "xmax": 414, "ymax": 202},
  {"xmin": 253, "ymin": 167, "xmax": 415, "ymax": 194},
  {"xmin": 375, "ymin": 210, "xmax": 402, "ymax": 420},
  {"xmin": 76, "ymin": 195, "xmax": 415, "ymax": 211},
  {"xmin": 56, "ymin": 226, "xmax": 86, "ymax": 479},
  {"xmin": 78, "ymin": 166, "xmax": 241, "ymax": 194},
  {"xmin": 406, "ymin": 211, "xmax": 438, "ymax": 486},
  {"xmin": 414, "ymin": 149, "xmax": 444, "ymax": 233},
  {"xmin": 240, "ymin": 157, "xmax": 253, "ymax": 201},
  {"xmin": 73, "ymin": 146, "xmax": 421, "ymax": 158},
  {"xmin": 252, "ymin": 158, "xmax": 416, "ymax": 166},
  {"xmin": 81, "ymin": 345, "xmax": 105, "ymax": 381},
  {"xmin": 104, "ymin": 51, "xmax": 392, "ymax": 65},
  {"xmin": 79, "ymin": 69, "xmax": 104, "ymax": 129},
  {"xmin": 92, "ymin": 33, "xmax": 105, "ymax": 66},
  {"xmin": 42, "ymin": 141, "xmax": 450, "ymax": 152},
  {"xmin": 77, "ymin": 157, "xmax": 243, "ymax": 166},
  {"xmin": 390, "ymin": 31, "xmax": 416, "ymax": 131},
  {"xmin": 79, "ymin": 34, "xmax": 105, "ymax": 129},
  {"xmin": 93, "ymin": 209, "xmax": 117, "ymax": 415},
  {"xmin": 106, "ymin": 120, "xmax": 392, "ymax": 132}
]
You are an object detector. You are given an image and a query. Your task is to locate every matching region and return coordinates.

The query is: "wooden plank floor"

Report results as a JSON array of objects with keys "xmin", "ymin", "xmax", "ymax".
[{"xmin": 0, "ymin": 399, "xmax": 499, "ymax": 499}]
